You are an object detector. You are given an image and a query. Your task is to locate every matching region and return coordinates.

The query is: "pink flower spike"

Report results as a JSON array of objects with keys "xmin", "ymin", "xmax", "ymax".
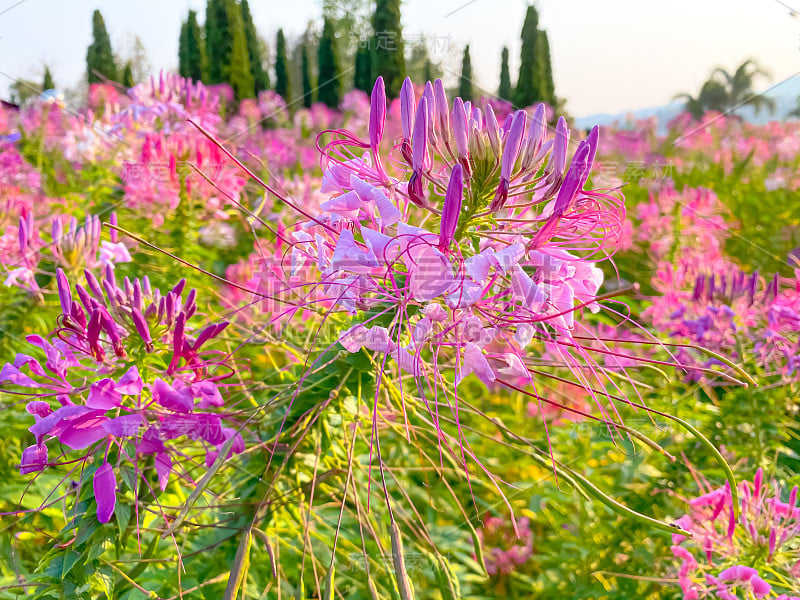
[
  {"xmin": 754, "ymin": 467, "xmax": 764, "ymax": 497},
  {"xmin": 439, "ymin": 163, "xmax": 464, "ymax": 251},
  {"xmin": 93, "ymin": 462, "xmax": 116, "ymax": 523}
]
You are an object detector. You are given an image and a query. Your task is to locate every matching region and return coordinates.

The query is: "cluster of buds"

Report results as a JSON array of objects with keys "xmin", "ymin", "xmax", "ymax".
[
  {"xmin": 671, "ymin": 469, "xmax": 800, "ymax": 599},
  {"xmin": 1, "ymin": 269, "xmax": 242, "ymax": 523}
]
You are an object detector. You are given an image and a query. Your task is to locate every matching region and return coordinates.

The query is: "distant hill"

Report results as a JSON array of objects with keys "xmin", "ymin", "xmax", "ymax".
[{"xmin": 575, "ymin": 74, "xmax": 800, "ymax": 133}]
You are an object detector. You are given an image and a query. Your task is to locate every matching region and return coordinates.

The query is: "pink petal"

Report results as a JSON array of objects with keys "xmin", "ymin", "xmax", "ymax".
[
  {"xmin": 102, "ymin": 414, "xmax": 142, "ymax": 437},
  {"xmin": 155, "ymin": 452, "xmax": 172, "ymax": 491},
  {"xmin": 116, "ymin": 365, "xmax": 144, "ymax": 395},
  {"xmin": 153, "ymin": 378, "xmax": 194, "ymax": 413},
  {"xmin": 93, "ymin": 462, "xmax": 117, "ymax": 523},
  {"xmin": 86, "ymin": 378, "xmax": 122, "ymax": 409}
]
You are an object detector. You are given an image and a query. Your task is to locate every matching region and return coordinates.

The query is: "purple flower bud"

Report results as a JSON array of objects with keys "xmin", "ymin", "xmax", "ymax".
[
  {"xmin": 18, "ymin": 216, "xmax": 27, "ymax": 252},
  {"xmin": 484, "ymin": 105, "xmax": 501, "ymax": 155},
  {"xmin": 489, "ymin": 179, "xmax": 509, "ymax": 213},
  {"xmin": 173, "ymin": 311, "xmax": 186, "ymax": 361},
  {"xmin": 194, "ymin": 321, "xmax": 229, "ymax": 350},
  {"xmin": 51, "ymin": 218, "xmax": 63, "ymax": 244},
  {"xmin": 553, "ymin": 140, "xmax": 591, "ymax": 215},
  {"xmin": 412, "ymin": 97, "xmax": 431, "ymax": 172},
  {"xmin": 434, "ymin": 79, "xmax": 450, "ymax": 145},
  {"xmin": 422, "ymin": 81, "xmax": 437, "ymax": 140},
  {"xmin": 452, "ymin": 97, "xmax": 469, "ymax": 157},
  {"xmin": 55, "ymin": 268, "xmax": 72, "ymax": 315},
  {"xmin": 754, "ymin": 467, "xmax": 763, "ymax": 497},
  {"xmin": 440, "ymin": 164, "xmax": 464, "ymax": 251},
  {"xmin": 521, "ymin": 104, "xmax": 547, "ymax": 168},
  {"xmin": 693, "ymin": 275, "xmax": 705, "ymax": 302},
  {"xmin": 408, "ymin": 171, "xmax": 427, "ymax": 207},
  {"xmin": 501, "ymin": 110, "xmax": 527, "ymax": 180},
  {"xmin": 87, "ymin": 309, "xmax": 103, "ymax": 359},
  {"xmin": 133, "ymin": 279, "xmax": 142, "ymax": 311},
  {"xmin": 548, "ymin": 117, "xmax": 570, "ymax": 177},
  {"xmin": 131, "ymin": 308, "xmax": 152, "ymax": 348},
  {"xmin": 172, "ymin": 278, "xmax": 187, "ymax": 298},
  {"xmin": 109, "ymin": 212, "xmax": 118, "ymax": 243},
  {"xmin": 75, "ymin": 284, "xmax": 93, "ymax": 312},
  {"xmin": 369, "ymin": 76, "xmax": 386, "ymax": 152},
  {"xmin": 400, "ymin": 77, "xmax": 415, "ymax": 141}
]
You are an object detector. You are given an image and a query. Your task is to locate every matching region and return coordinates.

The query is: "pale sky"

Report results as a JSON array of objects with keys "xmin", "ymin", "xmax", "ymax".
[{"xmin": 0, "ymin": 0, "xmax": 798, "ymax": 116}]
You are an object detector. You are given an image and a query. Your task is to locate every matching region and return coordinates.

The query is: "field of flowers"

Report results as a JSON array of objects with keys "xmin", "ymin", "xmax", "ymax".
[{"xmin": 0, "ymin": 73, "xmax": 799, "ymax": 600}]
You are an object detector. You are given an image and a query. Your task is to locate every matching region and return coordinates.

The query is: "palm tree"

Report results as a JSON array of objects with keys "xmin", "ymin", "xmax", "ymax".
[
  {"xmin": 674, "ymin": 79, "xmax": 728, "ymax": 120},
  {"xmin": 787, "ymin": 95, "xmax": 800, "ymax": 119},
  {"xmin": 676, "ymin": 59, "xmax": 775, "ymax": 120},
  {"xmin": 711, "ymin": 59, "xmax": 775, "ymax": 115}
]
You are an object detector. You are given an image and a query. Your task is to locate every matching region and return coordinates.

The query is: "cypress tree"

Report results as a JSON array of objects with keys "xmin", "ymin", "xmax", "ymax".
[
  {"xmin": 317, "ymin": 18, "xmax": 341, "ymax": 108},
  {"xmin": 301, "ymin": 44, "xmax": 313, "ymax": 108},
  {"xmin": 275, "ymin": 29, "xmax": 291, "ymax": 100},
  {"xmin": 498, "ymin": 46, "xmax": 512, "ymax": 101},
  {"xmin": 122, "ymin": 62, "xmax": 135, "ymax": 88},
  {"xmin": 514, "ymin": 4, "xmax": 541, "ymax": 107},
  {"xmin": 423, "ymin": 59, "xmax": 434, "ymax": 83},
  {"xmin": 353, "ymin": 44, "xmax": 372, "ymax": 93},
  {"xmin": 537, "ymin": 29, "xmax": 555, "ymax": 106},
  {"xmin": 240, "ymin": 0, "xmax": 269, "ymax": 92},
  {"xmin": 458, "ymin": 45, "xmax": 473, "ymax": 102},
  {"xmin": 371, "ymin": 0, "xmax": 405, "ymax": 98},
  {"xmin": 225, "ymin": 0, "xmax": 254, "ymax": 99},
  {"xmin": 183, "ymin": 10, "xmax": 208, "ymax": 82},
  {"xmin": 178, "ymin": 19, "xmax": 189, "ymax": 78},
  {"xmin": 205, "ymin": 0, "xmax": 231, "ymax": 84},
  {"xmin": 86, "ymin": 10, "xmax": 117, "ymax": 83},
  {"xmin": 42, "ymin": 67, "xmax": 54, "ymax": 91}
]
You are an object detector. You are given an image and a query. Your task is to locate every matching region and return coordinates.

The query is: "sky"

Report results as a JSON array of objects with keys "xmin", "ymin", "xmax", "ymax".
[{"xmin": 0, "ymin": 0, "xmax": 799, "ymax": 116}]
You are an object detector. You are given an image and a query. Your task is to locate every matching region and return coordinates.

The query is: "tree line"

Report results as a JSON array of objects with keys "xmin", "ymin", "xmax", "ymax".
[{"xmin": 31, "ymin": 2, "xmax": 557, "ymax": 110}]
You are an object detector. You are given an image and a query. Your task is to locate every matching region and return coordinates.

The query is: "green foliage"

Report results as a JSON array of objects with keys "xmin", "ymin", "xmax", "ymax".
[
  {"xmin": 353, "ymin": 44, "xmax": 372, "ymax": 93},
  {"xmin": 205, "ymin": 0, "xmax": 230, "ymax": 85},
  {"xmin": 458, "ymin": 45, "xmax": 473, "ymax": 103},
  {"xmin": 514, "ymin": 4, "xmax": 541, "ymax": 107},
  {"xmin": 498, "ymin": 46, "xmax": 512, "ymax": 101},
  {"xmin": 86, "ymin": 9, "xmax": 117, "ymax": 83},
  {"xmin": 226, "ymin": 0, "xmax": 255, "ymax": 100},
  {"xmin": 371, "ymin": 0, "xmax": 405, "ymax": 98},
  {"xmin": 121, "ymin": 61, "xmax": 134, "ymax": 88},
  {"xmin": 179, "ymin": 10, "xmax": 208, "ymax": 83},
  {"xmin": 275, "ymin": 29, "xmax": 291, "ymax": 100},
  {"xmin": 301, "ymin": 44, "xmax": 314, "ymax": 108},
  {"xmin": 537, "ymin": 29, "xmax": 555, "ymax": 106},
  {"xmin": 240, "ymin": 0, "xmax": 269, "ymax": 93},
  {"xmin": 317, "ymin": 18, "xmax": 342, "ymax": 108},
  {"xmin": 42, "ymin": 67, "xmax": 54, "ymax": 91}
]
